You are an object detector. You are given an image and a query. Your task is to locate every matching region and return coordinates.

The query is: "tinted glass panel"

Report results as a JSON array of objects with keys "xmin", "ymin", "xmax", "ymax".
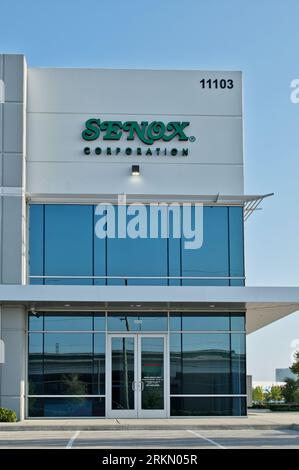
[
  {"xmin": 170, "ymin": 397, "xmax": 246, "ymax": 416},
  {"xmin": 170, "ymin": 313, "xmax": 229, "ymax": 331},
  {"xmin": 93, "ymin": 333, "xmax": 106, "ymax": 395},
  {"xmin": 44, "ymin": 205, "xmax": 93, "ymax": 285},
  {"xmin": 28, "ymin": 333, "xmax": 43, "ymax": 395},
  {"xmin": 111, "ymin": 337, "xmax": 135, "ymax": 410},
  {"xmin": 229, "ymin": 207, "xmax": 244, "ymax": 286},
  {"xmin": 106, "ymin": 205, "xmax": 168, "ymax": 286},
  {"xmin": 108, "ymin": 313, "xmax": 168, "ymax": 331},
  {"xmin": 44, "ymin": 314, "xmax": 93, "ymax": 331},
  {"xmin": 182, "ymin": 207, "xmax": 229, "ymax": 286},
  {"xmin": 231, "ymin": 333, "xmax": 246, "ymax": 394},
  {"xmin": 141, "ymin": 337, "xmax": 164, "ymax": 410},
  {"xmin": 230, "ymin": 314, "xmax": 245, "ymax": 331},
  {"xmin": 29, "ymin": 204, "xmax": 44, "ymax": 285},
  {"xmin": 28, "ymin": 313, "xmax": 43, "ymax": 331},
  {"xmin": 43, "ymin": 333, "xmax": 92, "ymax": 395},
  {"xmin": 170, "ymin": 333, "xmax": 231, "ymax": 394},
  {"xmin": 28, "ymin": 397, "xmax": 105, "ymax": 417},
  {"xmin": 94, "ymin": 314, "xmax": 106, "ymax": 331},
  {"xmin": 29, "ymin": 204, "xmax": 244, "ymax": 287}
]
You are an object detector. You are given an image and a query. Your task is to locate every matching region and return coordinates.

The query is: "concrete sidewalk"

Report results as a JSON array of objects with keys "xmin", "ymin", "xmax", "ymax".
[{"xmin": 0, "ymin": 411, "xmax": 299, "ymax": 431}]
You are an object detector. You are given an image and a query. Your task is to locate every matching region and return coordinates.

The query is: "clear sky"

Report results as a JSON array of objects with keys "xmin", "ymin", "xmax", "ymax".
[{"xmin": 1, "ymin": 0, "xmax": 298, "ymax": 380}]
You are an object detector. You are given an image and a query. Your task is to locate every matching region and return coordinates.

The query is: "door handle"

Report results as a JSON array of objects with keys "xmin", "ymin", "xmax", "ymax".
[
  {"xmin": 131, "ymin": 381, "xmax": 137, "ymax": 391},
  {"xmin": 140, "ymin": 381, "xmax": 145, "ymax": 391}
]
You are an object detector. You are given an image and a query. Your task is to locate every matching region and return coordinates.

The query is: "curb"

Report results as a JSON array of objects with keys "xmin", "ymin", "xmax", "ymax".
[{"xmin": 0, "ymin": 424, "xmax": 298, "ymax": 432}]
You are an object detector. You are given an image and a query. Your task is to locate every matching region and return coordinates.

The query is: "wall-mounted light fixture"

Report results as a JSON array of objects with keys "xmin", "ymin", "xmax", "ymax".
[{"xmin": 132, "ymin": 165, "xmax": 140, "ymax": 176}]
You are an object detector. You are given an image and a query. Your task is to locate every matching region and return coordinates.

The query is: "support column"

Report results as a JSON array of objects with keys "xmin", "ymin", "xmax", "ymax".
[
  {"xmin": 0, "ymin": 307, "xmax": 26, "ymax": 420},
  {"xmin": 0, "ymin": 54, "xmax": 27, "ymax": 419}
]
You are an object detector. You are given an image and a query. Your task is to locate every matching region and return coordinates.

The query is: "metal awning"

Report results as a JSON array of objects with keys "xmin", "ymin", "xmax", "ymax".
[
  {"xmin": 27, "ymin": 193, "xmax": 274, "ymax": 220},
  {"xmin": 0, "ymin": 284, "xmax": 298, "ymax": 334}
]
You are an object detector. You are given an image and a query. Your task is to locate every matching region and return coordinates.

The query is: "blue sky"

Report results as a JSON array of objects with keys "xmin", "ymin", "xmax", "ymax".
[{"xmin": 1, "ymin": 0, "xmax": 299, "ymax": 380}]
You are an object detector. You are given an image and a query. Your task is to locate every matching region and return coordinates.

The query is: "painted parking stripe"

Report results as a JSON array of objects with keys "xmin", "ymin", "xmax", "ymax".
[
  {"xmin": 187, "ymin": 430, "xmax": 226, "ymax": 449},
  {"xmin": 66, "ymin": 430, "xmax": 80, "ymax": 449}
]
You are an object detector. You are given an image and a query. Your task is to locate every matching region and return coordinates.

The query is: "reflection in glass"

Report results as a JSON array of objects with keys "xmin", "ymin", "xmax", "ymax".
[
  {"xmin": 28, "ymin": 397, "xmax": 105, "ymax": 417},
  {"xmin": 169, "ymin": 313, "xmax": 229, "ymax": 331},
  {"xmin": 170, "ymin": 397, "xmax": 246, "ymax": 416},
  {"xmin": 170, "ymin": 333, "xmax": 231, "ymax": 394},
  {"xmin": 108, "ymin": 313, "xmax": 167, "ymax": 331},
  {"xmin": 28, "ymin": 332, "xmax": 105, "ymax": 395},
  {"xmin": 28, "ymin": 333, "xmax": 43, "ymax": 395},
  {"xmin": 231, "ymin": 333, "xmax": 246, "ymax": 394},
  {"xmin": 28, "ymin": 314, "xmax": 43, "ymax": 331},
  {"xmin": 44, "ymin": 314, "xmax": 93, "ymax": 331},
  {"xmin": 141, "ymin": 338, "xmax": 164, "ymax": 410},
  {"xmin": 111, "ymin": 337, "xmax": 135, "ymax": 410},
  {"xmin": 230, "ymin": 314, "xmax": 245, "ymax": 331}
]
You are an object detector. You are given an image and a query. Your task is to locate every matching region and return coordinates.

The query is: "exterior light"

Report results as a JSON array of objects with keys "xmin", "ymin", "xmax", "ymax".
[{"xmin": 132, "ymin": 165, "xmax": 140, "ymax": 176}]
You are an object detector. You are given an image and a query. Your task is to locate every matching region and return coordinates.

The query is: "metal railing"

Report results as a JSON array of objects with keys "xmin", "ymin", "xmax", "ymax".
[{"xmin": 29, "ymin": 275, "xmax": 245, "ymax": 282}]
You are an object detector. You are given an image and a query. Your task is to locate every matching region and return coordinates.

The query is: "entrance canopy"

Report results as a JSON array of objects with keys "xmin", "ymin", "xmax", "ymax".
[{"xmin": 0, "ymin": 285, "xmax": 298, "ymax": 334}]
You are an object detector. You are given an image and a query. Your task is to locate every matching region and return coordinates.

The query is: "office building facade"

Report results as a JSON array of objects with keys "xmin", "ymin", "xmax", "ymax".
[{"xmin": 0, "ymin": 54, "xmax": 298, "ymax": 419}]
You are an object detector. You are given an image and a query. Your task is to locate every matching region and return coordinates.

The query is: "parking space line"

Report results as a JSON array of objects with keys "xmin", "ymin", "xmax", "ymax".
[
  {"xmin": 66, "ymin": 430, "xmax": 80, "ymax": 449},
  {"xmin": 187, "ymin": 430, "xmax": 226, "ymax": 449}
]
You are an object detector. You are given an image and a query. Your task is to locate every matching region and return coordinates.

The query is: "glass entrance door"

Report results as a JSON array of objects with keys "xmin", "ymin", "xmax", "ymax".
[{"xmin": 107, "ymin": 334, "xmax": 167, "ymax": 418}]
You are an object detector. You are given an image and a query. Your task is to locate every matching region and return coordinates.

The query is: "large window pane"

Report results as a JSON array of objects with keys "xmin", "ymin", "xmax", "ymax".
[
  {"xmin": 44, "ymin": 314, "xmax": 93, "ymax": 331},
  {"xmin": 108, "ymin": 313, "xmax": 168, "ymax": 332},
  {"xmin": 170, "ymin": 397, "xmax": 246, "ymax": 416},
  {"xmin": 29, "ymin": 204, "xmax": 44, "ymax": 285},
  {"xmin": 111, "ymin": 337, "xmax": 135, "ymax": 410},
  {"xmin": 43, "ymin": 333, "xmax": 94, "ymax": 395},
  {"xmin": 28, "ymin": 397, "xmax": 105, "ymax": 417},
  {"xmin": 28, "ymin": 333, "xmax": 43, "ymax": 395},
  {"xmin": 170, "ymin": 333, "xmax": 231, "ymax": 394},
  {"xmin": 28, "ymin": 313, "xmax": 43, "ymax": 331},
  {"xmin": 170, "ymin": 313, "xmax": 229, "ymax": 331},
  {"xmin": 231, "ymin": 333, "xmax": 246, "ymax": 394},
  {"xmin": 93, "ymin": 333, "xmax": 106, "ymax": 395},
  {"xmin": 44, "ymin": 205, "xmax": 93, "ymax": 285},
  {"xmin": 230, "ymin": 314, "xmax": 245, "ymax": 331},
  {"xmin": 181, "ymin": 207, "xmax": 229, "ymax": 286},
  {"xmin": 229, "ymin": 207, "xmax": 244, "ymax": 286},
  {"xmin": 106, "ymin": 205, "xmax": 168, "ymax": 286}
]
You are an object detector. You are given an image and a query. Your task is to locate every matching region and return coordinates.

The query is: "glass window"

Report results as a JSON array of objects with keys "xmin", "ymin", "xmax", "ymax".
[
  {"xmin": 181, "ymin": 207, "xmax": 229, "ymax": 286},
  {"xmin": 170, "ymin": 313, "xmax": 230, "ymax": 331},
  {"xmin": 44, "ymin": 314, "xmax": 93, "ymax": 331},
  {"xmin": 30, "ymin": 332, "xmax": 105, "ymax": 396},
  {"xmin": 229, "ymin": 207, "xmax": 244, "ymax": 286},
  {"xmin": 170, "ymin": 333, "xmax": 231, "ymax": 395},
  {"xmin": 29, "ymin": 204, "xmax": 244, "ymax": 287},
  {"xmin": 44, "ymin": 205, "xmax": 94, "ymax": 285},
  {"xmin": 43, "ymin": 333, "xmax": 94, "ymax": 395},
  {"xmin": 106, "ymin": 205, "xmax": 168, "ymax": 286},
  {"xmin": 28, "ymin": 397, "xmax": 105, "ymax": 417},
  {"xmin": 28, "ymin": 313, "xmax": 43, "ymax": 331},
  {"xmin": 28, "ymin": 333, "xmax": 43, "ymax": 395},
  {"xmin": 94, "ymin": 314, "xmax": 106, "ymax": 331},
  {"xmin": 29, "ymin": 204, "xmax": 44, "ymax": 285},
  {"xmin": 170, "ymin": 397, "xmax": 246, "ymax": 416},
  {"xmin": 93, "ymin": 333, "xmax": 106, "ymax": 395},
  {"xmin": 230, "ymin": 314, "xmax": 245, "ymax": 331},
  {"xmin": 231, "ymin": 333, "xmax": 246, "ymax": 394},
  {"xmin": 108, "ymin": 313, "xmax": 168, "ymax": 331}
]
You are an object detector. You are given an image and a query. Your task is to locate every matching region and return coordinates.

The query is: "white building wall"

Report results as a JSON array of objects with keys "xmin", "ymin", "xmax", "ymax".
[{"xmin": 26, "ymin": 68, "xmax": 243, "ymax": 197}]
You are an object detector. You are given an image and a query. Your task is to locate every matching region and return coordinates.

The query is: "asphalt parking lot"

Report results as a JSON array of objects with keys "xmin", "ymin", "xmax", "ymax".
[{"xmin": 0, "ymin": 428, "xmax": 298, "ymax": 449}]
